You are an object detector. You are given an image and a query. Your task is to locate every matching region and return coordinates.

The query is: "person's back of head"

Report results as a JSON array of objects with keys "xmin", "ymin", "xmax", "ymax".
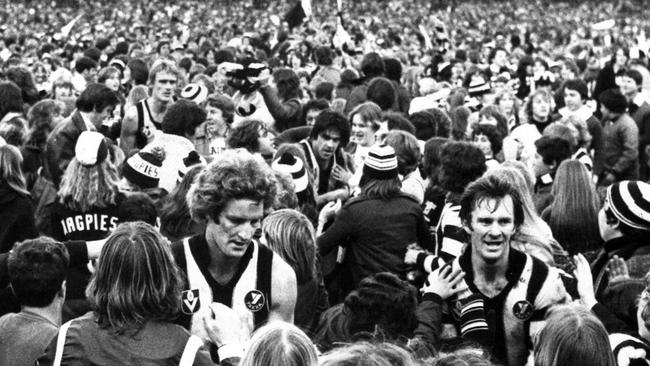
[
  {"xmin": 161, "ymin": 99, "xmax": 207, "ymax": 137},
  {"xmin": 74, "ymin": 56, "xmax": 97, "ymax": 74},
  {"xmin": 76, "ymin": 83, "xmax": 120, "ymax": 113},
  {"xmin": 534, "ymin": 136, "xmax": 571, "ymax": 169},
  {"xmin": 534, "ymin": 304, "xmax": 616, "ymax": 366},
  {"xmin": 127, "ymin": 58, "xmax": 149, "ymax": 85},
  {"xmin": 344, "ymin": 272, "xmax": 418, "ymax": 341},
  {"xmin": 439, "ymin": 141, "xmax": 486, "ymax": 194},
  {"xmin": 409, "ymin": 109, "xmax": 451, "ymax": 140},
  {"xmin": 85, "ymin": 221, "xmax": 182, "ymax": 332},
  {"xmin": 8, "ymin": 237, "xmax": 69, "ymax": 307},
  {"xmin": 361, "ymin": 53, "xmax": 386, "ymax": 79},
  {"xmin": 319, "ymin": 342, "xmax": 417, "ymax": 366},
  {"xmin": 239, "ymin": 322, "xmax": 318, "ymax": 366},
  {"xmin": 383, "ymin": 58, "xmax": 403, "ymax": 83},
  {"xmin": 429, "ymin": 346, "xmax": 497, "ymax": 366},
  {"xmin": 383, "ymin": 112, "xmax": 416, "ymax": 135},
  {"xmin": 367, "ymin": 77, "xmax": 396, "ymax": 111},
  {"xmin": 118, "ymin": 192, "xmax": 158, "ymax": 226}
]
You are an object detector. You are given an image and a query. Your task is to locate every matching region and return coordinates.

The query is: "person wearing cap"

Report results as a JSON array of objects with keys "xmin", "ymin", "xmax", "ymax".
[
  {"xmin": 598, "ymin": 88, "xmax": 639, "ymax": 186},
  {"xmin": 45, "ymin": 83, "xmax": 120, "ymax": 187},
  {"xmin": 317, "ymin": 144, "xmax": 433, "ymax": 294},
  {"xmin": 120, "ymin": 59, "xmax": 180, "ymax": 155},
  {"xmin": 592, "ymin": 181, "xmax": 650, "ymax": 299}
]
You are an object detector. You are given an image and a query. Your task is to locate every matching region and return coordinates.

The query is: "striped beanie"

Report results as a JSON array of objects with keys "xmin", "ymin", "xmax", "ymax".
[
  {"xmin": 122, "ymin": 147, "xmax": 165, "ymax": 189},
  {"xmin": 272, "ymin": 153, "xmax": 309, "ymax": 193},
  {"xmin": 181, "ymin": 83, "xmax": 208, "ymax": 105},
  {"xmin": 363, "ymin": 144, "xmax": 398, "ymax": 180},
  {"xmin": 607, "ymin": 181, "xmax": 650, "ymax": 230}
]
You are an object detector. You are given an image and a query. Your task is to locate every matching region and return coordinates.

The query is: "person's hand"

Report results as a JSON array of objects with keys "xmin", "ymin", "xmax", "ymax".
[
  {"xmin": 607, "ymin": 255, "xmax": 630, "ymax": 284},
  {"xmin": 405, "ymin": 247, "xmax": 423, "ymax": 265},
  {"xmin": 572, "ymin": 253, "xmax": 597, "ymax": 309},
  {"xmin": 332, "ymin": 164, "xmax": 352, "ymax": 184},
  {"xmin": 204, "ymin": 303, "xmax": 243, "ymax": 347},
  {"xmin": 253, "ymin": 67, "xmax": 271, "ymax": 86},
  {"xmin": 318, "ymin": 199, "xmax": 342, "ymax": 225},
  {"xmin": 421, "ymin": 264, "xmax": 466, "ymax": 300}
]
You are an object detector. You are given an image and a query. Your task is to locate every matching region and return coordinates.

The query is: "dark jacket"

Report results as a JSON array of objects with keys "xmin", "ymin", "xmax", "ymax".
[
  {"xmin": 259, "ymin": 85, "xmax": 303, "ymax": 132},
  {"xmin": 317, "ymin": 194, "xmax": 434, "ymax": 288},
  {"xmin": 0, "ymin": 184, "xmax": 37, "ymax": 254},
  {"xmin": 602, "ymin": 113, "xmax": 639, "ymax": 181},
  {"xmin": 44, "ymin": 111, "xmax": 88, "ymax": 187},
  {"xmin": 592, "ymin": 235, "xmax": 650, "ymax": 298},
  {"xmin": 630, "ymin": 100, "xmax": 650, "ymax": 179}
]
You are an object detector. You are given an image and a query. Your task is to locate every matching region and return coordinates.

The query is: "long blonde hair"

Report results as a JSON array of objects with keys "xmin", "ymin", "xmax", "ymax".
[
  {"xmin": 57, "ymin": 157, "xmax": 120, "ymax": 212},
  {"xmin": 0, "ymin": 144, "xmax": 29, "ymax": 196}
]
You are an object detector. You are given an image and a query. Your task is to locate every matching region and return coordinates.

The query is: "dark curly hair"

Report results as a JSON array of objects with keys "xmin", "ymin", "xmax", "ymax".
[
  {"xmin": 161, "ymin": 99, "xmax": 207, "ymax": 137},
  {"xmin": 226, "ymin": 119, "xmax": 265, "ymax": 153},
  {"xmin": 471, "ymin": 123, "xmax": 503, "ymax": 155},
  {"xmin": 187, "ymin": 149, "xmax": 277, "ymax": 222},
  {"xmin": 8, "ymin": 237, "xmax": 69, "ymax": 307},
  {"xmin": 439, "ymin": 141, "xmax": 486, "ymax": 194},
  {"xmin": 273, "ymin": 68, "xmax": 301, "ymax": 100}
]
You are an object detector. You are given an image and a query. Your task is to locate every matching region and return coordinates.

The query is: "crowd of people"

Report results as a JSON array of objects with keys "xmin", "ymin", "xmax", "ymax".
[{"xmin": 2, "ymin": 0, "xmax": 650, "ymax": 365}]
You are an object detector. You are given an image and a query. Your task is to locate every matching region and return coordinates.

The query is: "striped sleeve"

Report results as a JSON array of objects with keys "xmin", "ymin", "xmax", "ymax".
[{"xmin": 436, "ymin": 203, "xmax": 467, "ymax": 262}]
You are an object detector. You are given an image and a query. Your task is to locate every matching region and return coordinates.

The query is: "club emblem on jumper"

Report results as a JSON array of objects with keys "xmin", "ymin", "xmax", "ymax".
[
  {"xmin": 512, "ymin": 300, "xmax": 533, "ymax": 320},
  {"xmin": 244, "ymin": 290, "xmax": 266, "ymax": 312},
  {"xmin": 181, "ymin": 289, "xmax": 200, "ymax": 314}
]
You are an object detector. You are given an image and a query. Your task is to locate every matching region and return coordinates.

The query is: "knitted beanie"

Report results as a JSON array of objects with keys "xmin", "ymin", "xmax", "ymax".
[
  {"xmin": 75, "ymin": 131, "xmax": 108, "ymax": 166},
  {"xmin": 272, "ymin": 153, "xmax": 309, "ymax": 193},
  {"xmin": 468, "ymin": 76, "xmax": 491, "ymax": 97},
  {"xmin": 122, "ymin": 147, "xmax": 165, "ymax": 189},
  {"xmin": 362, "ymin": 145, "xmax": 398, "ymax": 180},
  {"xmin": 607, "ymin": 181, "xmax": 650, "ymax": 230}
]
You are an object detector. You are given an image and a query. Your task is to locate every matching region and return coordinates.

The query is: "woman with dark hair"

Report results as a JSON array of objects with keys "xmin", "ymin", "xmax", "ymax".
[
  {"xmin": 543, "ymin": 160, "xmax": 601, "ymax": 254},
  {"xmin": 317, "ymin": 145, "xmax": 433, "ymax": 293},
  {"xmin": 471, "ymin": 123, "xmax": 503, "ymax": 170},
  {"xmin": 259, "ymin": 68, "xmax": 303, "ymax": 132},
  {"xmin": 262, "ymin": 209, "xmax": 329, "ymax": 333},
  {"xmin": 0, "ymin": 144, "xmax": 37, "ymax": 253},
  {"xmin": 38, "ymin": 222, "xmax": 220, "ymax": 365},
  {"xmin": 159, "ymin": 165, "xmax": 206, "ymax": 242}
]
